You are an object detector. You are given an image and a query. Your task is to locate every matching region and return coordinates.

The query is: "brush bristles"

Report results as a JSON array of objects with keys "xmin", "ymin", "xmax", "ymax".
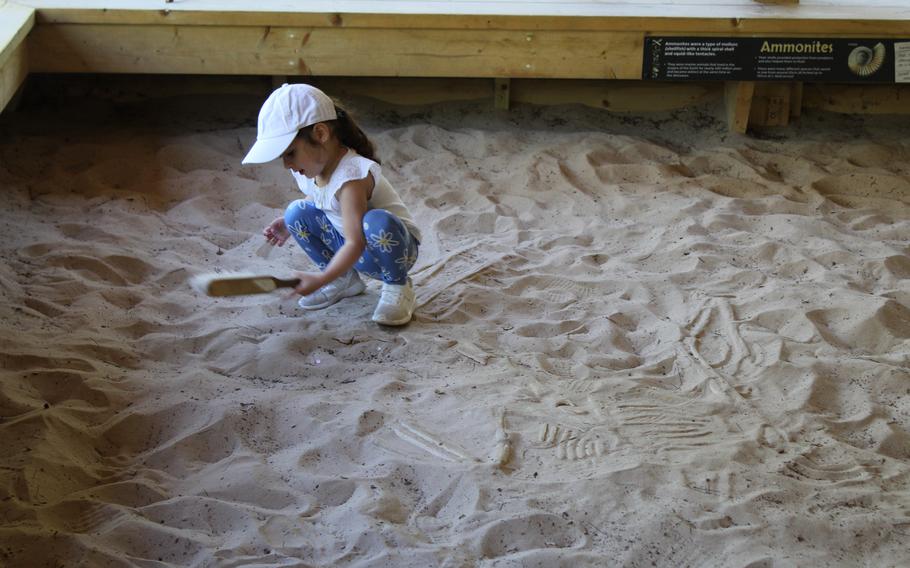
[{"xmin": 190, "ymin": 272, "xmax": 265, "ymax": 296}]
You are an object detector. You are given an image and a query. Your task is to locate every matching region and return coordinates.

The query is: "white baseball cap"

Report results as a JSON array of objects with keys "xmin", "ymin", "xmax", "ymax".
[{"xmin": 242, "ymin": 83, "xmax": 338, "ymax": 164}]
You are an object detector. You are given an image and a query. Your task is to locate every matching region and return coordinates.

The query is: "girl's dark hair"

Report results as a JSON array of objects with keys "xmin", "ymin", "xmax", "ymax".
[{"xmin": 299, "ymin": 105, "xmax": 380, "ymax": 164}]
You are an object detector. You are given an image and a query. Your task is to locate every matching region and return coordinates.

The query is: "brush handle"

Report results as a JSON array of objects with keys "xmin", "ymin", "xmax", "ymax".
[{"xmin": 274, "ymin": 278, "xmax": 301, "ymax": 289}]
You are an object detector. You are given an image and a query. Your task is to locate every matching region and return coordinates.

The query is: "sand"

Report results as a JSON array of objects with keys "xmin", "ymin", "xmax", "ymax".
[{"xmin": 1, "ymin": 76, "xmax": 909, "ymax": 567}]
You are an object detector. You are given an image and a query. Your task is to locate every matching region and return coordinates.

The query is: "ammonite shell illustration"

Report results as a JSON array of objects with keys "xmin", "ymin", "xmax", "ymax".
[{"xmin": 848, "ymin": 43, "xmax": 886, "ymax": 77}]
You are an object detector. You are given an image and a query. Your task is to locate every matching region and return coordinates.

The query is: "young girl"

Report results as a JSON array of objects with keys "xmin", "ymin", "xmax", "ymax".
[{"xmin": 242, "ymin": 84, "xmax": 421, "ymax": 326}]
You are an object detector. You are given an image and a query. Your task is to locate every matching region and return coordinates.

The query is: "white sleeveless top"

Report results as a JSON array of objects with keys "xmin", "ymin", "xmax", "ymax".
[{"xmin": 291, "ymin": 150, "xmax": 421, "ymax": 242}]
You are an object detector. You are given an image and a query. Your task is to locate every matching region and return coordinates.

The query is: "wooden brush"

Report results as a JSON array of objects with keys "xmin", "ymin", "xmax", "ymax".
[{"xmin": 190, "ymin": 273, "xmax": 300, "ymax": 297}]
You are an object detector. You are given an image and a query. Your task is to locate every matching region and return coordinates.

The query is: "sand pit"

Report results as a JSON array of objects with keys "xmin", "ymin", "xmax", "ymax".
[{"xmin": 1, "ymin": 76, "xmax": 909, "ymax": 566}]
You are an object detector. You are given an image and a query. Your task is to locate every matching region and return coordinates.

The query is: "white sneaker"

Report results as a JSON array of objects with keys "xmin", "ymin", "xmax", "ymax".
[
  {"xmin": 371, "ymin": 279, "xmax": 416, "ymax": 326},
  {"xmin": 297, "ymin": 269, "xmax": 365, "ymax": 310}
]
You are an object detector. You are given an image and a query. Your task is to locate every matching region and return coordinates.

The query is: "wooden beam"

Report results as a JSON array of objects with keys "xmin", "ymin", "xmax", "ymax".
[
  {"xmin": 725, "ymin": 81, "xmax": 755, "ymax": 133},
  {"xmin": 0, "ymin": 2, "xmax": 35, "ymax": 114},
  {"xmin": 494, "ymin": 78, "xmax": 510, "ymax": 110},
  {"xmin": 28, "ymin": 24, "xmax": 644, "ymax": 79},
  {"xmin": 23, "ymin": 6, "xmax": 910, "ymax": 36}
]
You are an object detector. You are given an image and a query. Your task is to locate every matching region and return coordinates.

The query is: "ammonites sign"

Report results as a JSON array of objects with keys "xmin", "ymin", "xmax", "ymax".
[{"xmin": 643, "ymin": 37, "xmax": 910, "ymax": 83}]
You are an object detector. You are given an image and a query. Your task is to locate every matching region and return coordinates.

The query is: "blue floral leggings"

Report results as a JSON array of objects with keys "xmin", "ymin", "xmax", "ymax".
[{"xmin": 284, "ymin": 199, "xmax": 418, "ymax": 285}]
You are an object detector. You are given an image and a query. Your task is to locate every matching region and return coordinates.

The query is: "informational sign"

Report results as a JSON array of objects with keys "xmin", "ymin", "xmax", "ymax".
[
  {"xmin": 896, "ymin": 42, "xmax": 910, "ymax": 83},
  {"xmin": 643, "ymin": 37, "xmax": 908, "ymax": 83}
]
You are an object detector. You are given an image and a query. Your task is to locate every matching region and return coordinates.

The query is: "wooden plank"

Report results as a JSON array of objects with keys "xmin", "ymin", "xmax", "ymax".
[
  {"xmin": 27, "ymin": 24, "xmax": 644, "ymax": 79},
  {"xmin": 23, "ymin": 10, "xmax": 910, "ymax": 36},
  {"xmin": 725, "ymin": 81, "xmax": 755, "ymax": 133},
  {"xmin": 0, "ymin": 2, "xmax": 35, "ymax": 114}
]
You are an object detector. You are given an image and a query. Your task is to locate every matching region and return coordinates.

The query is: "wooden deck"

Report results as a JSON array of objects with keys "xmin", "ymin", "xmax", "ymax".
[{"xmin": 3, "ymin": 1, "xmax": 910, "ymax": 130}]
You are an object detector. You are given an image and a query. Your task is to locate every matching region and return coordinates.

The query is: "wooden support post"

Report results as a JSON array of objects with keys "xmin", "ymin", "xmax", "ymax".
[
  {"xmin": 736, "ymin": 83, "xmax": 804, "ymax": 128},
  {"xmin": 271, "ymin": 75, "xmax": 288, "ymax": 89},
  {"xmin": 725, "ymin": 81, "xmax": 755, "ymax": 134},
  {"xmin": 790, "ymin": 82, "xmax": 803, "ymax": 119},
  {"xmin": 750, "ymin": 83, "xmax": 792, "ymax": 127},
  {"xmin": 494, "ymin": 78, "xmax": 510, "ymax": 110}
]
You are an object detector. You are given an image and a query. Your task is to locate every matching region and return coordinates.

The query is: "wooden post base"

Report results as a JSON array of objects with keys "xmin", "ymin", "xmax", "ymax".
[{"xmin": 726, "ymin": 81, "xmax": 804, "ymax": 132}]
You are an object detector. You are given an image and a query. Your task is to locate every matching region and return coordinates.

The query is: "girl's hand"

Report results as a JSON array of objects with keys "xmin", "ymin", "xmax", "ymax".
[
  {"xmin": 263, "ymin": 217, "xmax": 290, "ymax": 246},
  {"xmin": 287, "ymin": 271, "xmax": 325, "ymax": 298}
]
